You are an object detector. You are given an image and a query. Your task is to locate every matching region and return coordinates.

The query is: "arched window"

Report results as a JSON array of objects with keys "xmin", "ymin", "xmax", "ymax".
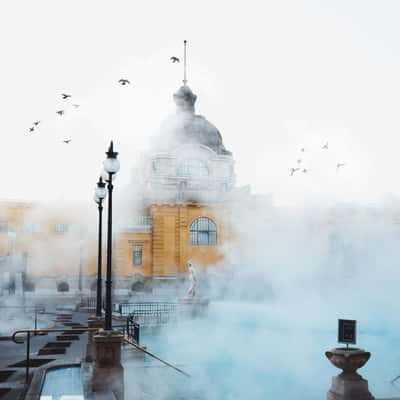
[
  {"xmin": 177, "ymin": 159, "xmax": 209, "ymax": 177},
  {"xmin": 57, "ymin": 281, "xmax": 69, "ymax": 292},
  {"xmin": 190, "ymin": 217, "xmax": 217, "ymax": 245}
]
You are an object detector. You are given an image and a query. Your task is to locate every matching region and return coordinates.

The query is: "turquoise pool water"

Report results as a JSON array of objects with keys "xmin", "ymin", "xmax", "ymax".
[
  {"xmin": 36, "ymin": 299, "xmax": 400, "ymax": 399},
  {"xmin": 122, "ymin": 300, "xmax": 400, "ymax": 400},
  {"xmin": 40, "ymin": 366, "xmax": 84, "ymax": 400}
]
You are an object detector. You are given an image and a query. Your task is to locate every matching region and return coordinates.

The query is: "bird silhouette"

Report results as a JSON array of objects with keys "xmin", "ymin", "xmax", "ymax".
[
  {"xmin": 170, "ymin": 56, "xmax": 180, "ymax": 63},
  {"xmin": 29, "ymin": 127, "xmax": 35, "ymax": 133},
  {"xmin": 322, "ymin": 142, "xmax": 329, "ymax": 149},
  {"xmin": 72, "ymin": 104, "xmax": 80, "ymax": 108},
  {"xmin": 301, "ymin": 148, "xmax": 305, "ymax": 152},
  {"xmin": 56, "ymin": 110, "xmax": 65, "ymax": 116},
  {"xmin": 290, "ymin": 168, "xmax": 300, "ymax": 176},
  {"xmin": 62, "ymin": 140, "xmax": 71, "ymax": 144},
  {"xmin": 297, "ymin": 159, "xmax": 302, "ymax": 164},
  {"xmin": 33, "ymin": 121, "xmax": 41, "ymax": 126},
  {"xmin": 336, "ymin": 163, "xmax": 345, "ymax": 172},
  {"xmin": 302, "ymin": 168, "xmax": 308, "ymax": 173},
  {"xmin": 61, "ymin": 93, "xmax": 71, "ymax": 99},
  {"xmin": 118, "ymin": 79, "xmax": 130, "ymax": 86}
]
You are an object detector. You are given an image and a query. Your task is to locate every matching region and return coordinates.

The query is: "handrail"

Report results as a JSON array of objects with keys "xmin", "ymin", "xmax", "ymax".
[
  {"xmin": 0, "ymin": 305, "xmax": 45, "ymax": 310},
  {"xmin": 12, "ymin": 327, "xmax": 100, "ymax": 384},
  {"xmin": 123, "ymin": 337, "xmax": 190, "ymax": 378},
  {"xmin": 12, "ymin": 327, "xmax": 191, "ymax": 383},
  {"xmin": 12, "ymin": 327, "xmax": 99, "ymax": 343}
]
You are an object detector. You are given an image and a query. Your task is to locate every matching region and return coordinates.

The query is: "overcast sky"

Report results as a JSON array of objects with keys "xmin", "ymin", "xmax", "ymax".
[{"xmin": 1, "ymin": 0, "xmax": 400, "ymax": 206}]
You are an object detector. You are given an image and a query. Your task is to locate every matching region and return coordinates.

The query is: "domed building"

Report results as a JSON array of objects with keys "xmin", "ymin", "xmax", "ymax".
[
  {"xmin": 0, "ymin": 67, "xmax": 237, "ymax": 296},
  {"xmin": 112, "ymin": 82, "xmax": 236, "ymax": 292}
]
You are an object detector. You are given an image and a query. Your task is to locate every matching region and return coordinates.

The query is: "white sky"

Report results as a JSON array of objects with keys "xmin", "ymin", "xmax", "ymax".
[{"xmin": 1, "ymin": 0, "xmax": 400, "ymax": 206}]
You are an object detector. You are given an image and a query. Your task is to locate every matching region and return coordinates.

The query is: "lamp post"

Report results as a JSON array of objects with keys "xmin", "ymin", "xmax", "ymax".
[
  {"xmin": 78, "ymin": 238, "xmax": 84, "ymax": 293},
  {"xmin": 94, "ymin": 177, "xmax": 107, "ymax": 318},
  {"xmin": 102, "ymin": 141, "xmax": 120, "ymax": 330}
]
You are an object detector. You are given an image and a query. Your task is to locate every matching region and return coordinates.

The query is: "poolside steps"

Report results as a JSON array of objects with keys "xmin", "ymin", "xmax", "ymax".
[
  {"xmin": 8, "ymin": 359, "xmax": 55, "ymax": 368},
  {"xmin": 0, "ymin": 371, "xmax": 15, "ymax": 383},
  {"xmin": 43, "ymin": 342, "xmax": 71, "ymax": 348},
  {"xmin": 0, "ymin": 388, "xmax": 11, "ymax": 399},
  {"xmin": 56, "ymin": 335, "xmax": 80, "ymax": 341},
  {"xmin": 38, "ymin": 348, "xmax": 66, "ymax": 356},
  {"xmin": 0, "ymin": 370, "xmax": 26, "ymax": 400}
]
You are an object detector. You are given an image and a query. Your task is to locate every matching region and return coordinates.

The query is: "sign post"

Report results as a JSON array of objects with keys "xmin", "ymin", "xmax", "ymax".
[{"xmin": 338, "ymin": 319, "xmax": 356, "ymax": 349}]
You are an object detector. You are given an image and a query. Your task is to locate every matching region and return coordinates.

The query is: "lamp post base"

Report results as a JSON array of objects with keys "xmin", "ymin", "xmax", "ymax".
[
  {"xmin": 92, "ymin": 329, "xmax": 124, "ymax": 400},
  {"xmin": 85, "ymin": 316, "xmax": 104, "ymax": 362}
]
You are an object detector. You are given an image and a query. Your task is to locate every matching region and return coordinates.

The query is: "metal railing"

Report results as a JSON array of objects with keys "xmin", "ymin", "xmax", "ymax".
[
  {"xmin": 11, "ymin": 325, "xmax": 190, "ymax": 383},
  {"xmin": 82, "ymin": 297, "xmax": 96, "ymax": 310},
  {"xmin": 128, "ymin": 310, "xmax": 177, "ymax": 326},
  {"xmin": 126, "ymin": 315, "xmax": 140, "ymax": 344},
  {"xmin": 123, "ymin": 337, "xmax": 190, "ymax": 377},
  {"xmin": 117, "ymin": 302, "xmax": 180, "ymax": 316}
]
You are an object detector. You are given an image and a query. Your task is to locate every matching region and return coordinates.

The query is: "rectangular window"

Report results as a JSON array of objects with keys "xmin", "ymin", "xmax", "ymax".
[
  {"xmin": 0, "ymin": 221, "xmax": 8, "ymax": 233},
  {"xmin": 55, "ymin": 224, "xmax": 69, "ymax": 234},
  {"xmin": 133, "ymin": 245, "xmax": 142, "ymax": 266}
]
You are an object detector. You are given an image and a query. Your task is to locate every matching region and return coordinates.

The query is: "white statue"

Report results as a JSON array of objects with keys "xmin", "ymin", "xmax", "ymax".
[{"xmin": 186, "ymin": 259, "xmax": 197, "ymax": 298}]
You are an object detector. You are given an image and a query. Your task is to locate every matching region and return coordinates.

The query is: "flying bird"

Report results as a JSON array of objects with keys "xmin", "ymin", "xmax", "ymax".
[
  {"xmin": 170, "ymin": 56, "xmax": 180, "ymax": 63},
  {"xmin": 33, "ymin": 121, "xmax": 41, "ymax": 126},
  {"xmin": 62, "ymin": 140, "xmax": 71, "ymax": 144},
  {"xmin": 61, "ymin": 93, "xmax": 71, "ymax": 99},
  {"xmin": 322, "ymin": 142, "xmax": 329, "ymax": 149},
  {"xmin": 302, "ymin": 168, "xmax": 308, "ymax": 173},
  {"xmin": 301, "ymin": 148, "xmax": 305, "ymax": 152},
  {"xmin": 290, "ymin": 167, "xmax": 300, "ymax": 176},
  {"xmin": 56, "ymin": 110, "xmax": 65, "ymax": 116},
  {"xmin": 29, "ymin": 127, "xmax": 35, "ymax": 133},
  {"xmin": 72, "ymin": 104, "xmax": 80, "ymax": 108},
  {"xmin": 297, "ymin": 159, "xmax": 302, "ymax": 164},
  {"xmin": 336, "ymin": 163, "xmax": 346, "ymax": 172},
  {"xmin": 118, "ymin": 79, "xmax": 130, "ymax": 86}
]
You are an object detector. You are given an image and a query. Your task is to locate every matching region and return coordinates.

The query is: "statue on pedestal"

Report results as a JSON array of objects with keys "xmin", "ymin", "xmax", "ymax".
[{"xmin": 186, "ymin": 259, "xmax": 197, "ymax": 299}]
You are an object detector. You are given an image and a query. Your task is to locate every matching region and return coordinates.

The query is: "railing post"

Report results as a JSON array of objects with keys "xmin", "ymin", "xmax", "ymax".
[
  {"xmin": 134, "ymin": 323, "xmax": 140, "ymax": 344},
  {"xmin": 26, "ymin": 332, "xmax": 30, "ymax": 383},
  {"xmin": 34, "ymin": 309, "xmax": 37, "ymax": 335}
]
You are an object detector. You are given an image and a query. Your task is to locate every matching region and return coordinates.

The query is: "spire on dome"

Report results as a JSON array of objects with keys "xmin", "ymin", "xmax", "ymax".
[
  {"xmin": 174, "ymin": 40, "xmax": 197, "ymax": 113},
  {"xmin": 183, "ymin": 40, "xmax": 188, "ymax": 86}
]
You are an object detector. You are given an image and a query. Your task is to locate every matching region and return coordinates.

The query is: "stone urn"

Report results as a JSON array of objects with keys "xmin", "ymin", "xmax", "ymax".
[{"xmin": 325, "ymin": 348, "xmax": 374, "ymax": 400}]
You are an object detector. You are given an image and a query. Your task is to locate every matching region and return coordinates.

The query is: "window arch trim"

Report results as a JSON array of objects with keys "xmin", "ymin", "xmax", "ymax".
[{"xmin": 190, "ymin": 217, "xmax": 217, "ymax": 246}]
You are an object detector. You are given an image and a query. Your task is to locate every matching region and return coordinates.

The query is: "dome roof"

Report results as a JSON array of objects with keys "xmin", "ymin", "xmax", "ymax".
[{"xmin": 154, "ymin": 85, "xmax": 231, "ymax": 156}]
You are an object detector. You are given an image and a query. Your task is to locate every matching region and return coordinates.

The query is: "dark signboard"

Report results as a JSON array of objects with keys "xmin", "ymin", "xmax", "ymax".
[{"xmin": 338, "ymin": 319, "xmax": 356, "ymax": 345}]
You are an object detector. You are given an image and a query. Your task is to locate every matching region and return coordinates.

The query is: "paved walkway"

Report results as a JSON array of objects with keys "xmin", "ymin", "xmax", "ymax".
[{"xmin": 0, "ymin": 310, "xmax": 91, "ymax": 400}]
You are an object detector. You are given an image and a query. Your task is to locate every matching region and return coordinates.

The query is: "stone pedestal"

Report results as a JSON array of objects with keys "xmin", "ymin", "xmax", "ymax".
[
  {"xmin": 326, "ymin": 348, "xmax": 374, "ymax": 400},
  {"xmin": 85, "ymin": 316, "xmax": 104, "ymax": 362},
  {"xmin": 92, "ymin": 329, "xmax": 124, "ymax": 400}
]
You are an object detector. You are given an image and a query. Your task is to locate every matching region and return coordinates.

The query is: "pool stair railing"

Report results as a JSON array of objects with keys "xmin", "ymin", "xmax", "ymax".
[
  {"xmin": 11, "ymin": 327, "xmax": 99, "ymax": 383},
  {"xmin": 12, "ymin": 324, "xmax": 191, "ymax": 385}
]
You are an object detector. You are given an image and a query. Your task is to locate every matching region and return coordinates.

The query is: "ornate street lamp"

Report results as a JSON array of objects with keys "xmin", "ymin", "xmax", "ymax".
[
  {"xmin": 102, "ymin": 141, "xmax": 120, "ymax": 330},
  {"xmin": 94, "ymin": 177, "xmax": 107, "ymax": 318}
]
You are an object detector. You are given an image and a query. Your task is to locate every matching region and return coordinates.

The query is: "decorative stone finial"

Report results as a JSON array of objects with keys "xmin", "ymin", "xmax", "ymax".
[{"xmin": 325, "ymin": 348, "xmax": 374, "ymax": 400}]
